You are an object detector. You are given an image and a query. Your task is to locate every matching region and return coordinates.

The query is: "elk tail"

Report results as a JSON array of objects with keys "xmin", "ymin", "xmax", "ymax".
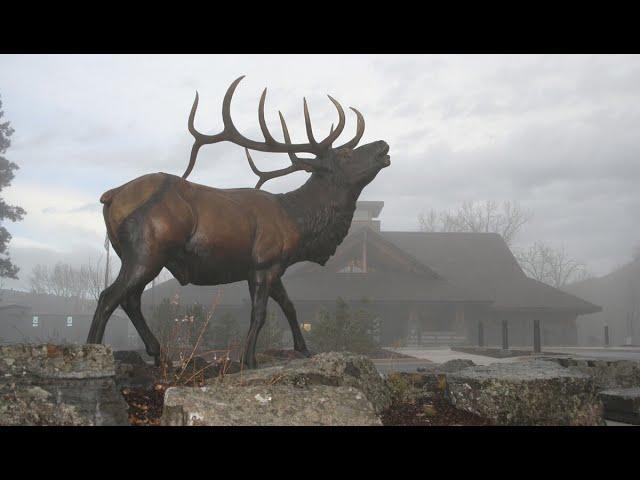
[{"xmin": 100, "ymin": 188, "xmax": 119, "ymax": 205}]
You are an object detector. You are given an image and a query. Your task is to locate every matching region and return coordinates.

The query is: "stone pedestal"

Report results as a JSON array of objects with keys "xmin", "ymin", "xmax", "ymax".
[
  {"xmin": 160, "ymin": 352, "xmax": 390, "ymax": 426},
  {"xmin": 446, "ymin": 360, "xmax": 604, "ymax": 425},
  {"xmin": 599, "ymin": 388, "xmax": 640, "ymax": 425},
  {"xmin": 0, "ymin": 344, "xmax": 129, "ymax": 426}
]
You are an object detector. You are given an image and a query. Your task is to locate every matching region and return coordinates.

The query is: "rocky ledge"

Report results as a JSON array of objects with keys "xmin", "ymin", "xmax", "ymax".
[
  {"xmin": 0, "ymin": 344, "xmax": 129, "ymax": 426},
  {"xmin": 160, "ymin": 352, "xmax": 391, "ymax": 426},
  {"xmin": 445, "ymin": 360, "xmax": 604, "ymax": 425}
]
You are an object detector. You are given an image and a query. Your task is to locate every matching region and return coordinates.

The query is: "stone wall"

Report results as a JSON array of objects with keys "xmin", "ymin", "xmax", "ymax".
[{"xmin": 0, "ymin": 344, "xmax": 129, "ymax": 426}]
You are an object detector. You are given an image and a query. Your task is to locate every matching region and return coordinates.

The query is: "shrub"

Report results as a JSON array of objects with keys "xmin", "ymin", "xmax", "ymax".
[{"xmin": 308, "ymin": 298, "xmax": 379, "ymax": 354}]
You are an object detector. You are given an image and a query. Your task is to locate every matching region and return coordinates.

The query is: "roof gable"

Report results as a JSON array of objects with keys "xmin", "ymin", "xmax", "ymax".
[{"xmin": 288, "ymin": 226, "xmax": 442, "ymax": 278}]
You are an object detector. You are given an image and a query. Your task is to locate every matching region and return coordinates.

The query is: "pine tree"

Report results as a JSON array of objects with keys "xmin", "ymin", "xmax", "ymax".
[{"xmin": 0, "ymin": 94, "xmax": 25, "ymax": 279}]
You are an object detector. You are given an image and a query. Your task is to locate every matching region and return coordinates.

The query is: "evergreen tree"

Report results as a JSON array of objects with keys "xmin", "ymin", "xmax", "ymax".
[
  {"xmin": 308, "ymin": 298, "xmax": 379, "ymax": 354},
  {"xmin": 0, "ymin": 94, "xmax": 25, "ymax": 279}
]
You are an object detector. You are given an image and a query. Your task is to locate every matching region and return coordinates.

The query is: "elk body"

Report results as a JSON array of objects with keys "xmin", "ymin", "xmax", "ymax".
[{"xmin": 87, "ymin": 76, "xmax": 390, "ymax": 368}]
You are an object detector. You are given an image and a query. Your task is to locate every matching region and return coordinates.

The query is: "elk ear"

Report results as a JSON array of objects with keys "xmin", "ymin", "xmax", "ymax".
[{"xmin": 335, "ymin": 148, "xmax": 353, "ymax": 163}]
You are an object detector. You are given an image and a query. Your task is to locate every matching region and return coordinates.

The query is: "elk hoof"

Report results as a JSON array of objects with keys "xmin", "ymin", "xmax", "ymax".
[{"xmin": 298, "ymin": 348, "xmax": 313, "ymax": 358}]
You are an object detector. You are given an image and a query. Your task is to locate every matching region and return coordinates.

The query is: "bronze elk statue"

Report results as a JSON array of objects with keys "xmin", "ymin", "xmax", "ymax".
[{"xmin": 87, "ymin": 76, "xmax": 391, "ymax": 368}]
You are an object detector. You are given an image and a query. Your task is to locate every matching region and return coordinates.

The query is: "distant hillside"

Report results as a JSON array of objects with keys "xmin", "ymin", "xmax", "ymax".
[{"xmin": 564, "ymin": 259, "xmax": 640, "ymax": 346}]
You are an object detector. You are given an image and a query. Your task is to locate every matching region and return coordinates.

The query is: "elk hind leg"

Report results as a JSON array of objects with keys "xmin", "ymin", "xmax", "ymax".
[
  {"xmin": 87, "ymin": 262, "xmax": 160, "ymax": 346},
  {"xmin": 120, "ymin": 286, "xmax": 161, "ymax": 364}
]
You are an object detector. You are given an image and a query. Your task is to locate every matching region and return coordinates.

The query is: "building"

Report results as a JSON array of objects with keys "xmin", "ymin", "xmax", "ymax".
[
  {"xmin": 564, "ymin": 258, "xmax": 640, "ymax": 346},
  {"xmin": 0, "ymin": 290, "xmax": 135, "ymax": 349},
  {"xmin": 142, "ymin": 201, "xmax": 601, "ymax": 348}
]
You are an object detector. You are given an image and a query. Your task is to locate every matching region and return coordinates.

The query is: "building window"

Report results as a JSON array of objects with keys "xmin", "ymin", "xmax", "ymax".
[
  {"xmin": 32, "ymin": 316, "xmax": 39, "ymax": 327},
  {"xmin": 66, "ymin": 316, "xmax": 73, "ymax": 327}
]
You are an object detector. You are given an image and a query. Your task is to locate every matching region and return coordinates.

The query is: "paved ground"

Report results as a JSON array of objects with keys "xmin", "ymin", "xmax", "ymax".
[
  {"xmin": 542, "ymin": 346, "xmax": 640, "ymax": 361},
  {"xmin": 379, "ymin": 346, "xmax": 640, "ymax": 369},
  {"xmin": 383, "ymin": 347, "xmax": 527, "ymax": 366}
]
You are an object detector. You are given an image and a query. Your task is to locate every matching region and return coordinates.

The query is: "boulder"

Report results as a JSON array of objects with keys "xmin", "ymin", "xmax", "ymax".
[
  {"xmin": 114, "ymin": 350, "xmax": 158, "ymax": 391},
  {"xmin": 599, "ymin": 388, "xmax": 640, "ymax": 425},
  {"xmin": 446, "ymin": 360, "xmax": 604, "ymax": 425},
  {"xmin": 209, "ymin": 351, "xmax": 392, "ymax": 414},
  {"xmin": 542, "ymin": 357, "xmax": 640, "ymax": 389},
  {"xmin": 162, "ymin": 384, "xmax": 381, "ymax": 426},
  {"xmin": 0, "ymin": 383, "xmax": 91, "ymax": 426},
  {"xmin": 159, "ymin": 352, "xmax": 390, "ymax": 425},
  {"xmin": 0, "ymin": 344, "xmax": 129, "ymax": 426},
  {"xmin": 389, "ymin": 359, "xmax": 477, "ymax": 403}
]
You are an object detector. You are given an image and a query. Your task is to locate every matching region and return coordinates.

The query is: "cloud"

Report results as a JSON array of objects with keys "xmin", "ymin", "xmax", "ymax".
[{"xmin": 1, "ymin": 53, "xmax": 640, "ymax": 285}]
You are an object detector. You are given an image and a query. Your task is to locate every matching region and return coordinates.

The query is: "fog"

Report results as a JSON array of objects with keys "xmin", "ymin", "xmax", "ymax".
[
  {"xmin": 0, "ymin": 54, "xmax": 638, "ymax": 291},
  {"xmin": 1, "ymin": 54, "xmax": 640, "ymax": 350}
]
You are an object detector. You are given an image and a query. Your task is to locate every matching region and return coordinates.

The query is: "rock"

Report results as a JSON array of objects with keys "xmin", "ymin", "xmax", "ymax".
[
  {"xmin": 174, "ymin": 356, "xmax": 238, "ymax": 382},
  {"xmin": 389, "ymin": 359, "xmax": 476, "ymax": 403},
  {"xmin": 113, "ymin": 350, "xmax": 147, "ymax": 366},
  {"xmin": 159, "ymin": 352, "xmax": 390, "ymax": 425},
  {"xmin": 0, "ymin": 344, "xmax": 115, "ymax": 379},
  {"xmin": 115, "ymin": 363, "xmax": 156, "ymax": 391},
  {"xmin": 0, "ymin": 382, "xmax": 91, "ymax": 426},
  {"xmin": 114, "ymin": 351, "xmax": 158, "ymax": 391},
  {"xmin": 542, "ymin": 357, "xmax": 640, "ymax": 389},
  {"xmin": 446, "ymin": 360, "xmax": 604, "ymax": 425},
  {"xmin": 599, "ymin": 388, "xmax": 640, "ymax": 425},
  {"xmin": 0, "ymin": 344, "xmax": 129, "ymax": 426},
  {"xmin": 209, "ymin": 351, "xmax": 392, "ymax": 414},
  {"xmin": 161, "ymin": 384, "xmax": 381, "ymax": 426}
]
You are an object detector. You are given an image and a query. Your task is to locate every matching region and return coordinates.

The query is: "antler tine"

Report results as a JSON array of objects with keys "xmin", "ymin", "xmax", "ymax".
[
  {"xmin": 183, "ymin": 90, "xmax": 232, "ymax": 179},
  {"xmin": 337, "ymin": 107, "xmax": 365, "ymax": 150},
  {"xmin": 258, "ymin": 88, "xmax": 278, "ymax": 144},
  {"xmin": 244, "ymin": 148, "xmax": 303, "ymax": 189},
  {"xmin": 302, "ymin": 98, "xmax": 317, "ymax": 147},
  {"xmin": 183, "ymin": 76, "xmax": 356, "ymax": 180},
  {"xmin": 222, "ymin": 78, "xmax": 322, "ymax": 154},
  {"xmin": 279, "ymin": 111, "xmax": 321, "ymax": 172},
  {"xmin": 318, "ymin": 95, "xmax": 346, "ymax": 149},
  {"xmin": 302, "ymin": 96, "xmax": 346, "ymax": 151}
]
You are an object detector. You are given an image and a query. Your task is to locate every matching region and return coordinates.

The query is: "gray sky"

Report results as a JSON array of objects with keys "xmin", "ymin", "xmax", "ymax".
[{"xmin": 1, "ymin": 54, "xmax": 639, "ymax": 290}]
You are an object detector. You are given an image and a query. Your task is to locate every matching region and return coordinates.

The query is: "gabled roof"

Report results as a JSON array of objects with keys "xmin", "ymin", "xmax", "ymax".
[
  {"xmin": 382, "ymin": 231, "xmax": 601, "ymax": 314},
  {"xmin": 289, "ymin": 226, "xmax": 442, "ymax": 278},
  {"xmin": 141, "ymin": 227, "xmax": 601, "ymax": 314}
]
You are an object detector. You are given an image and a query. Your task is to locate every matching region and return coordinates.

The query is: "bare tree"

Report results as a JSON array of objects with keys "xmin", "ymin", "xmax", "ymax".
[
  {"xmin": 82, "ymin": 255, "xmax": 112, "ymax": 302},
  {"xmin": 515, "ymin": 241, "xmax": 590, "ymax": 288},
  {"xmin": 28, "ymin": 258, "xmax": 115, "ymax": 313},
  {"xmin": 419, "ymin": 200, "xmax": 532, "ymax": 246}
]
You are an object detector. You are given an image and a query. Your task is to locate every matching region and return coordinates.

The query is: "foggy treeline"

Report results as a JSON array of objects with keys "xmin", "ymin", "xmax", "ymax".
[
  {"xmin": 418, "ymin": 200, "xmax": 591, "ymax": 288},
  {"xmin": 28, "ymin": 258, "xmax": 111, "ymax": 313}
]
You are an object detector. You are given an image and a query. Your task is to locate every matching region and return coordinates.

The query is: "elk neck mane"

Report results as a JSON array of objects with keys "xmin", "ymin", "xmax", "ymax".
[{"xmin": 277, "ymin": 174, "xmax": 358, "ymax": 266}]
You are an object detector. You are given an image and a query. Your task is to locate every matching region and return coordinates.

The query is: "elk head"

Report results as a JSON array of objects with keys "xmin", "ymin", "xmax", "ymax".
[{"xmin": 182, "ymin": 76, "xmax": 390, "ymax": 191}]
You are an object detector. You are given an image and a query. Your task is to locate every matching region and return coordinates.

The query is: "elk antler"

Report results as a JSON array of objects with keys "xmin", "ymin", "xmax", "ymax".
[{"xmin": 182, "ymin": 76, "xmax": 366, "ymax": 184}]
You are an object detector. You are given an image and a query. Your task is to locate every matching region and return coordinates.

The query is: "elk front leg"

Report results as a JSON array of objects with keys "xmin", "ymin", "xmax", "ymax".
[
  {"xmin": 270, "ymin": 278, "xmax": 311, "ymax": 357},
  {"xmin": 242, "ymin": 270, "xmax": 271, "ymax": 369}
]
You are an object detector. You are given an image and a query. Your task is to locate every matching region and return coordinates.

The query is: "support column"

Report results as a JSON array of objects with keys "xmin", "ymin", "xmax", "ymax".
[
  {"xmin": 604, "ymin": 324, "xmax": 610, "ymax": 347},
  {"xmin": 533, "ymin": 319, "xmax": 541, "ymax": 353},
  {"xmin": 502, "ymin": 319, "xmax": 509, "ymax": 350},
  {"xmin": 478, "ymin": 321, "xmax": 485, "ymax": 347}
]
